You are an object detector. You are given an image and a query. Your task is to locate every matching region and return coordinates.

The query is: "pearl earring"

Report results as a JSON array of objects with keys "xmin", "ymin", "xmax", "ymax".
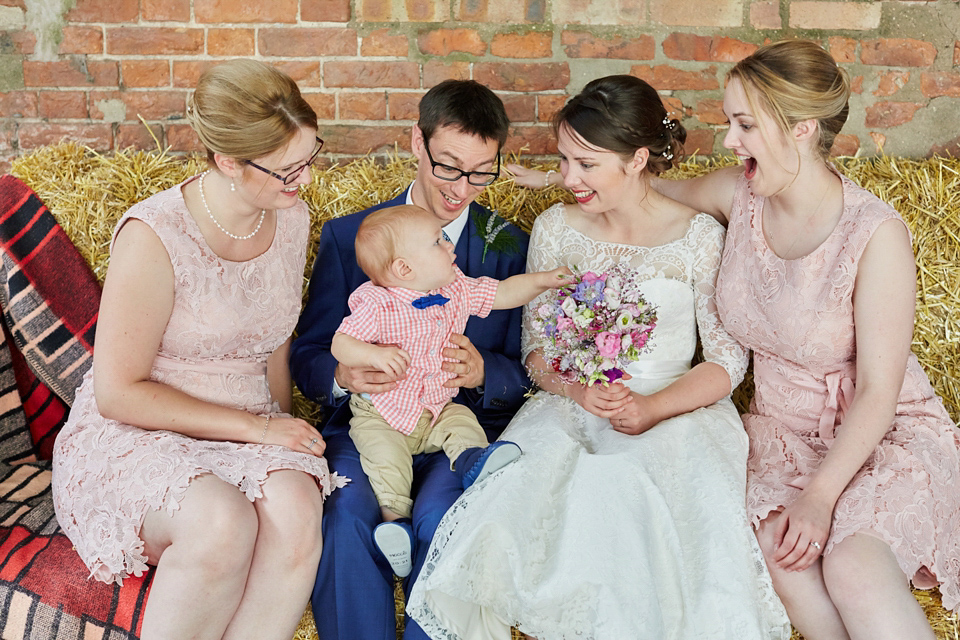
[{"xmin": 230, "ymin": 180, "xmax": 236, "ymax": 192}]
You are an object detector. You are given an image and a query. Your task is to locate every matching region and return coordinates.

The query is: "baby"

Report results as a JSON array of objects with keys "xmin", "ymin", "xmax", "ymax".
[{"xmin": 332, "ymin": 204, "xmax": 570, "ymax": 576}]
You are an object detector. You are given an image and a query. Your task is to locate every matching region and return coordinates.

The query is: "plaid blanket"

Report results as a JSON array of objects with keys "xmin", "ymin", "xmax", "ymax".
[{"xmin": 0, "ymin": 175, "xmax": 152, "ymax": 640}]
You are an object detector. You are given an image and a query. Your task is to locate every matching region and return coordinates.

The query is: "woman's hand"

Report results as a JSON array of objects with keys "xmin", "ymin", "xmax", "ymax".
[
  {"xmin": 506, "ymin": 163, "xmax": 551, "ymax": 190},
  {"xmin": 771, "ymin": 490, "xmax": 835, "ymax": 571},
  {"xmin": 609, "ymin": 392, "xmax": 659, "ymax": 435},
  {"xmin": 567, "ymin": 379, "xmax": 633, "ymax": 418},
  {"xmin": 258, "ymin": 415, "xmax": 326, "ymax": 457}
]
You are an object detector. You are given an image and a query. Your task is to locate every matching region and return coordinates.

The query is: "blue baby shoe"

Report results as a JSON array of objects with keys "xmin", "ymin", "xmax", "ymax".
[
  {"xmin": 455, "ymin": 441, "xmax": 522, "ymax": 490},
  {"xmin": 373, "ymin": 519, "xmax": 414, "ymax": 578}
]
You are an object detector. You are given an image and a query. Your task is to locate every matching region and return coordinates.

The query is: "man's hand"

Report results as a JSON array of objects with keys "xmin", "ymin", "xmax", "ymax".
[
  {"xmin": 442, "ymin": 333, "xmax": 485, "ymax": 389},
  {"xmin": 334, "ymin": 362, "xmax": 403, "ymax": 395}
]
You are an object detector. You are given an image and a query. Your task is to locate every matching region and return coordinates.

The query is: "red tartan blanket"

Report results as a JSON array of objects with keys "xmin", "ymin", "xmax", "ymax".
[{"xmin": 0, "ymin": 175, "xmax": 152, "ymax": 640}]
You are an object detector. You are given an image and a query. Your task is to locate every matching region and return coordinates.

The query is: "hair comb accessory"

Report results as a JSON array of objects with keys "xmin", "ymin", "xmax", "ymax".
[
  {"xmin": 663, "ymin": 143, "xmax": 674, "ymax": 161},
  {"xmin": 412, "ymin": 294, "xmax": 450, "ymax": 309},
  {"xmin": 662, "ymin": 116, "xmax": 678, "ymax": 131}
]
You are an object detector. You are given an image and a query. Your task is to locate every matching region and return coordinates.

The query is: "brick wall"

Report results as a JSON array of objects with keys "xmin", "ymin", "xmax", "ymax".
[{"xmin": 1, "ymin": 0, "xmax": 959, "ymax": 171}]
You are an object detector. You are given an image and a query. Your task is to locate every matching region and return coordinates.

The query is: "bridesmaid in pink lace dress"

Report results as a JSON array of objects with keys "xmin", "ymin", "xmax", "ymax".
[
  {"xmin": 650, "ymin": 40, "xmax": 959, "ymax": 640},
  {"xmin": 52, "ymin": 60, "xmax": 346, "ymax": 640}
]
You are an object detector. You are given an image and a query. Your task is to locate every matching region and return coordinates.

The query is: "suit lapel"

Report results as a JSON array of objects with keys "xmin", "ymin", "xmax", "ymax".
[{"xmin": 462, "ymin": 203, "xmax": 499, "ymax": 277}]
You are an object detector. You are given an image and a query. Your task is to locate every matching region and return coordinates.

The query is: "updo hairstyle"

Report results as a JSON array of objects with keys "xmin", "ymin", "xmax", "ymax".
[
  {"xmin": 186, "ymin": 59, "xmax": 318, "ymax": 165},
  {"xmin": 727, "ymin": 39, "xmax": 850, "ymax": 159},
  {"xmin": 554, "ymin": 75, "xmax": 686, "ymax": 176}
]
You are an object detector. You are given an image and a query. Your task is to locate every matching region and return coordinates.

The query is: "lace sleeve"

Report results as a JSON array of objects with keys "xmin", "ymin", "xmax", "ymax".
[
  {"xmin": 521, "ymin": 205, "xmax": 566, "ymax": 363},
  {"xmin": 690, "ymin": 215, "xmax": 749, "ymax": 388}
]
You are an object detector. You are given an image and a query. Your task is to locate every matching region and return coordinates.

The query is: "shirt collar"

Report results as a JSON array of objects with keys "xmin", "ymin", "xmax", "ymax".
[{"xmin": 406, "ymin": 181, "xmax": 470, "ymax": 247}]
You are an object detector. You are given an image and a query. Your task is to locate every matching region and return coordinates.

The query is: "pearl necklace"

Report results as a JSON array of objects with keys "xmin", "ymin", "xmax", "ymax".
[{"xmin": 199, "ymin": 171, "xmax": 266, "ymax": 241}]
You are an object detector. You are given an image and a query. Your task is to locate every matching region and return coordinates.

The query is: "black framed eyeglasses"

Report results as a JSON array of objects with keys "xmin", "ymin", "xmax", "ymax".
[
  {"xmin": 423, "ymin": 141, "xmax": 500, "ymax": 187},
  {"xmin": 244, "ymin": 136, "xmax": 324, "ymax": 185}
]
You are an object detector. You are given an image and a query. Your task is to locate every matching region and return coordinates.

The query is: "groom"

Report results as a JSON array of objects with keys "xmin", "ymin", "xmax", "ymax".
[{"xmin": 290, "ymin": 79, "xmax": 531, "ymax": 640}]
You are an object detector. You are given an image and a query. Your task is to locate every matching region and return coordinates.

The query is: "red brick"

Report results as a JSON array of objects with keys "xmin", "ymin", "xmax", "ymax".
[
  {"xmin": 649, "ymin": 0, "xmax": 741, "ymax": 27},
  {"xmin": 458, "ymin": 0, "xmax": 542, "ymax": 22},
  {"xmin": 553, "ymin": 0, "xmax": 646, "ymax": 25},
  {"xmin": 861, "ymin": 38, "xmax": 937, "ymax": 67},
  {"xmin": 362, "ymin": 29, "xmax": 408, "ymax": 57},
  {"xmin": 0, "ymin": 158, "xmax": 11, "ymax": 175},
  {"xmin": 537, "ymin": 94, "xmax": 567, "ymax": 123},
  {"xmin": 683, "ymin": 128, "xmax": 715, "ymax": 156},
  {"xmin": 504, "ymin": 125, "xmax": 555, "ymax": 155},
  {"xmin": 167, "ymin": 124, "xmax": 203, "ymax": 152},
  {"xmin": 107, "ymin": 28, "xmax": 204, "ymax": 55},
  {"xmin": 303, "ymin": 0, "xmax": 351, "ymax": 21},
  {"xmin": 260, "ymin": 28, "xmax": 357, "ymax": 57},
  {"xmin": 955, "ymin": 42, "xmax": 960, "ymax": 67},
  {"xmin": 423, "ymin": 60, "xmax": 470, "ymax": 88},
  {"xmin": 59, "ymin": 27, "xmax": 103, "ymax": 54},
  {"xmin": 173, "ymin": 61, "xmax": 221, "ymax": 88},
  {"xmin": 864, "ymin": 101, "xmax": 924, "ymax": 128},
  {"xmin": 790, "ymin": 1, "xmax": 880, "ymax": 29},
  {"xmin": 561, "ymin": 31, "xmax": 654, "ymax": 60},
  {"xmin": 829, "ymin": 133, "xmax": 860, "ymax": 157},
  {"xmin": 303, "ymin": 92, "xmax": 336, "ymax": 120},
  {"xmin": 662, "ymin": 34, "xmax": 758, "ymax": 62},
  {"xmin": 750, "ymin": 1, "xmax": 781, "ymax": 29},
  {"xmin": 339, "ymin": 91, "xmax": 387, "ymax": 120},
  {"xmin": 0, "ymin": 91, "xmax": 37, "ymax": 118},
  {"xmin": 418, "ymin": 28, "xmax": 486, "ymax": 56},
  {"xmin": 661, "ymin": 96, "xmax": 688, "ymax": 120},
  {"xmin": 38, "ymin": 91, "xmax": 87, "ymax": 119},
  {"xmin": 851, "ymin": 75, "xmax": 863, "ymax": 94},
  {"xmin": 23, "ymin": 60, "xmax": 118, "ymax": 88},
  {"xmin": 406, "ymin": 0, "xmax": 448, "ymax": 21},
  {"xmin": 869, "ymin": 131, "xmax": 886, "ymax": 153},
  {"xmin": 2, "ymin": 29, "xmax": 34, "ymax": 55},
  {"xmin": 0, "ymin": 0, "xmax": 25, "ymax": 6},
  {"xmin": 388, "ymin": 93, "xmax": 422, "ymax": 121},
  {"xmin": 921, "ymin": 72, "xmax": 960, "ymax": 98},
  {"xmin": 503, "ymin": 94, "xmax": 536, "ymax": 122},
  {"xmin": 116, "ymin": 123, "xmax": 164, "ymax": 151},
  {"xmin": 142, "ymin": 0, "xmax": 189, "ymax": 21},
  {"xmin": 18, "ymin": 123, "xmax": 112, "ymax": 151},
  {"xmin": 325, "ymin": 61, "xmax": 420, "ymax": 89},
  {"xmin": 67, "ymin": 0, "xmax": 138, "ymax": 22},
  {"xmin": 322, "ymin": 124, "xmax": 411, "ymax": 154},
  {"xmin": 195, "ymin": 0, "xmax": 298, "ymax": 23},
  {"xmin": 359, "ymin": 0, "xmax": 391, "ymax": 21},
  {"xmin": 271, "ymin": 61, "xmax": 325, "ymax": 87},
  {"xmin": 930, "ymin": 135, "xmax": 960, "ymax": 158},
  {"xmin": 694, "ymin": 99, "xmax": 726, "ymax": 125},
  {"xmin": 474, "ymin": 62, "xmax": 569, "ymax": 92},
  {"xmin": 491, "ymin": 32, "xmax": 552, "ymax": 59},
  {"xmin": 874, "ymin": 71, "xmax": 909, "ymax": 97},
  {"xmin": 122, "ymin": 60, "xmax": 170, "ymax": 88},
  {"xmin": 629, "ymin": 65, "xmax": 720, "ymax": 91},
  {"xmin": 208, "ymin": 28, "xmax": 255, "ymax": 56},
  {"xmin": 0, "ymin": 122, "xmax": 14, "ymax": 160},
  {"xmin": 121, "ymin": 91, "xmax": 187, "ymax": 121},
  {"xmin": 828, "ymin": 37, "xmax": 857, "ymax": 64}
]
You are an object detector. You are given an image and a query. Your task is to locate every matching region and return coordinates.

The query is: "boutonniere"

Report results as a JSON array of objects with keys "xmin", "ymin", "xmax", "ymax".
[{"xmin": 471, "ymin": 209, "xmax": 520, "ymax": 263}]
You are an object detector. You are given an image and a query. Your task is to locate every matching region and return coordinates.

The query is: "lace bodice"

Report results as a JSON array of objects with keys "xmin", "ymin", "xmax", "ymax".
[{"xmin": 522, "ymin": 204, "xmax": 748, "ymax": 388}]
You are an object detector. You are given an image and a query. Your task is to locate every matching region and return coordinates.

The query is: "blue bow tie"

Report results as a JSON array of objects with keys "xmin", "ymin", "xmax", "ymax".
[{"xmin": 412, "ymin": 294, "xmax": 449, "ymax": 309}]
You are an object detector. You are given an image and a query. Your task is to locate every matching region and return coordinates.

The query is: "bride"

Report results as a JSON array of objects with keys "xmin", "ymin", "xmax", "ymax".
[{"xmin": 407, "ymin": 75, "xmax": 790, "ymax": 640}]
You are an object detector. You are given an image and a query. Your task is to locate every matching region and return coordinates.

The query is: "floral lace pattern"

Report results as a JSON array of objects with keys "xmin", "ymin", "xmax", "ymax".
[
  {"xmin": 717, "ymin": 172, "xmax": 960, "ymax": 611},
  {"xmin": 51, "ymin": 181, "xmax": 346, "ymax": 585},
  {"xmin": 407, "ymin": 205, "xmax": 789, "ymax": 639}
]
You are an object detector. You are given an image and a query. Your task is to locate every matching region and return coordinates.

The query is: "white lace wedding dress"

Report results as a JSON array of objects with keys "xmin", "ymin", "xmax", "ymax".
[{"xmin": 407, "ymin": 204, "xmax": 790, "ymax": 640}]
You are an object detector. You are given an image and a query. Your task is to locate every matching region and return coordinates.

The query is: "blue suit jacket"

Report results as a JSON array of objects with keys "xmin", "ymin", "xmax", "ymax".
[{"xmin": 291, "ymin": 187, "xmax": 531, "ymax": 436}]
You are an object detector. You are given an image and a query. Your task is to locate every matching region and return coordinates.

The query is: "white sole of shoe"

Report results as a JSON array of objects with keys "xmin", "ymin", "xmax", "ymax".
[
  {"xmin": 472, "ymin": 443, "xmax": 521, "ymax": 486},
  {"xmin": 373, "ymin": 523, "xmax": 413, "ymax": 578}
]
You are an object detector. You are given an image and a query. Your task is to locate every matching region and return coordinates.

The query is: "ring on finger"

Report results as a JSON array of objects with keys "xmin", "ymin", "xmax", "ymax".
[
  {"xmin": 309, "ymin": 437, "xmax": 318, "ymax": 449},
  {"xmin": 809, "ymin": 540, "xmax": 822, "ymax": 551}
]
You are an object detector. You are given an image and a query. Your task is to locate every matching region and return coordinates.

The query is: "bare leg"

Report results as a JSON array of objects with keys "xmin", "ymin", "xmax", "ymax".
[
  {"xmin": 822, "ymin": 533, "xmax": 935, "ymax": 640},
  {"xmin": 139, "ymin": 474, "xmax": 259, "ymax": 640},
  {"xmin": 755, "ymin": 512, "xmax": 850, "ymax": 640},
  {"xmin": 381, "ymin": 506, "xmax": 403, "ymax": 522},
  {"xmin": 222, "ymin": 470, "xmax": 325, "ymax": 640}
]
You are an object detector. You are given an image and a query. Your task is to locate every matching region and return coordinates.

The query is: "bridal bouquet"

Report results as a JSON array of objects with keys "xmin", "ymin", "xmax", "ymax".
[{"xmin": 531, "ymin": 265, "xmax": 657, "ymax": 387}]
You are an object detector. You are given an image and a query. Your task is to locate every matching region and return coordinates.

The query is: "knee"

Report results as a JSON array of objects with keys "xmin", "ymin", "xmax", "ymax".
[
  {"xmin": 180, "ymin": 490, "xmax": 258, "ymax": 581},
  {"xmin": 260, "ymin": 472, "xmax": 325, "ymax": 568},
  {"xmin": 821, "ymin": 542, "xmax": 875, "ymax": 610}
]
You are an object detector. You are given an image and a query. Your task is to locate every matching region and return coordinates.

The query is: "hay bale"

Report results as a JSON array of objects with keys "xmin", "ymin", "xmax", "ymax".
[{"xmin": 10, "ymin": 144, "xmax": 960, "ymax": 640}]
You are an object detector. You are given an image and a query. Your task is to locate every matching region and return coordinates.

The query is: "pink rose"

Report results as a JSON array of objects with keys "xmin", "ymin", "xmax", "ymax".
[
  {"xmin": 595, "ymin": 331, "xmax": 621, "ymax": 359},
  {"xmin": 581, "ymin": 271, "xmax": 606, "ymax": 286}
]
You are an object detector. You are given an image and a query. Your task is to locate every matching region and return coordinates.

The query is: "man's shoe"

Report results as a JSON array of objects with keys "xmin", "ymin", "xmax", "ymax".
[
  {"xmin": 373, "ymin": 519, "xmax": 414, "ymax": 578},
  {"xmin": 455, "ymin": 441, "xmax": 522, "ymax": 490}
]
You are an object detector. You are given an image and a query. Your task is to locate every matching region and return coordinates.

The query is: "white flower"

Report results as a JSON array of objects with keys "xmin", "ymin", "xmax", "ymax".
[
  {"xmin": 615, "ymin": 312, "xmax": 632, "ymax": 329},
  {"xmin": 603, "ymin": 288, "xmax": 621, "ymax": 308},
  {"xmin": 561, "ymin": 296, "xmax": 578, "ymax": 316}
]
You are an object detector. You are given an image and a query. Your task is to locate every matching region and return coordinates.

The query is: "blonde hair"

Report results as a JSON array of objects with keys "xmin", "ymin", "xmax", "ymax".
[
  {"xmin": 355, "ymin": 205, "xmax": 433, "ymax": 286},
  {"xmin": 728, "ymin": 39, "xmax": 850, "ymax": 158},
  {"xmin": 186, "ymin": 59, "xmax": 318, "ymax": 164}
]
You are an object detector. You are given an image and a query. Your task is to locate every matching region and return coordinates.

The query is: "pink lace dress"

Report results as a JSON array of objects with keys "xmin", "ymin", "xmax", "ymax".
[
  {"xmin": 716, "ymin": 172, "xmax": 960, "ymax": 611},
  {"xmin": 51, "ymin": 179, "xmax": 346, "ymax": 585}
]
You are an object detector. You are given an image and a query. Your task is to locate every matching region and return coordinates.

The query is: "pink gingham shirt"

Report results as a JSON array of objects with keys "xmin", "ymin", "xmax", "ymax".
[{"xmin": 336, "ymin": 266, "xmax": 499, "ymax": 435}]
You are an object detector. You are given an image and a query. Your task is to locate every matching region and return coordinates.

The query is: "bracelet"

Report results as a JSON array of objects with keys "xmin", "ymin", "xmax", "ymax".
[
  {"xmin": 257, "ymin": 414, "xmax": 271, "ymax": 444},
  {"xmin": 544, "ymin": 169, "xmax": 556, "ymax": 188}
]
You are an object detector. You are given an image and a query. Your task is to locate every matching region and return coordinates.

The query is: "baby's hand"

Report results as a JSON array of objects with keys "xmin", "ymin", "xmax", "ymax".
[
  {"xmin": 506, "ymin": 163, "xmax": 551, "ymax": 190},
  {"xmin": 543, "ymin": 266, "xmax": 574, "ymax": 289},
  {"xmin": 369, "ymin": 345, "xmax": 410, "ymax": 378}
]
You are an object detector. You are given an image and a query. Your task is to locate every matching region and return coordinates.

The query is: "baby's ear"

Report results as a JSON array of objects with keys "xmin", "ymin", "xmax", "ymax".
[{"xmin": 391, "ymin": 257, "xmax": 413, "ymax": 281}]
